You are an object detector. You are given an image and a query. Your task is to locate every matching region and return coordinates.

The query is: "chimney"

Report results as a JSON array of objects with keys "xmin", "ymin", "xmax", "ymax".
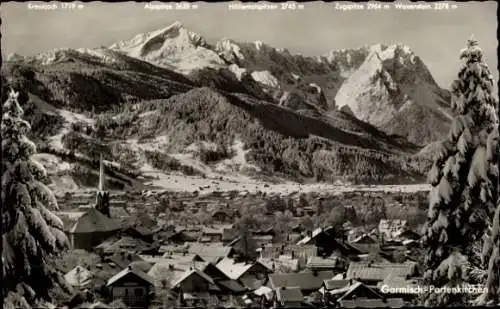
[{"xmin": 128, "ymin": 265, "xmax": 132, "ymax": 271}]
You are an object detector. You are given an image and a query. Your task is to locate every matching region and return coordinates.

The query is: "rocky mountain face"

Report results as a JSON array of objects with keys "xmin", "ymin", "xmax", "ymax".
[
  {"xmin": 109, "ymin": 22, "xmax": 452, "ymax": 145},
  {"xmin": 3, "ymin": 21, "xmax": 449, "ymax": 190}
]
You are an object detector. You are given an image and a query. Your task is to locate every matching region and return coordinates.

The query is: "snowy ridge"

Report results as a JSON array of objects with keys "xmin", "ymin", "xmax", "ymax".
[{"xmin": 11, "ymin": 47, "xmax": 124, "ymax": 66}]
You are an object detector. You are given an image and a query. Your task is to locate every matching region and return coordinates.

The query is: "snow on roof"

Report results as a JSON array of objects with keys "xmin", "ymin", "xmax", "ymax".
[
  {"xmin": 216, "ymin": 257, "xmax": 256, "ymax": 280},
  {"xmin": 187, "ymin": 242, "xmax": 233, "ymax": 262},
  {"xmin": 337, "ymin": 281, "xmax": 383, "ymax": 301},
  {"xmin": 171, "ymin": 268, "xmax": 214, "ymax": 288},
  {"xmin": 269, "ymin": 271, "xmax": 334, "ymax": 291},
  {"xmin": 297, "ymin": 227, "xmax": 325, "ymax": 245},
  {"xmin": 106, "ymin": 265, "xmax": 155, "ymax": 287},
  {"xmin": 346, "ymin": 262, "xmax": 418, "ymax": 281},
  {"xmin": 70, "ymin": 208, "xmax": 121, "ymax": 234},
  {"xmin": 306, "ymin": 256, "xmax": 342, "ymax": 269}
]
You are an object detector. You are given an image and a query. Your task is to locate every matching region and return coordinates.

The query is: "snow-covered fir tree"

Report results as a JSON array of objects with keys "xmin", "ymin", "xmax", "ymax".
[
  {"xmin": 422, "ymin": 37, "xmax": 499, "ymax": 306},
  {"xmin": 1, "ymin": 89, "xmax": 71, "ymax": 308},
  {"xmin": 480, "ymin": 201, "xmax": 500, "ymax": 305},
  {"xmin": 479, "ymin": 66, "xmax": 500, "ymax": 307}
]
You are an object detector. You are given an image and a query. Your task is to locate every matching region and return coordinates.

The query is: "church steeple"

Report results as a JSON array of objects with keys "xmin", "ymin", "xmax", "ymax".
[
  {"xmin": 95, "ymin": 154, "xmax": 110, "ymax": 217},
  {"xmin": 98, "ymin": 153, "xmax": 104, "ymax": 192}
]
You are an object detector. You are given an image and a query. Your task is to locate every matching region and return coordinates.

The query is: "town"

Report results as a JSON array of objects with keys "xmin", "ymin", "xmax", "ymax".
[{"xmin": 51, "ymin": 158, "xmax": 435, "ymax": 308}]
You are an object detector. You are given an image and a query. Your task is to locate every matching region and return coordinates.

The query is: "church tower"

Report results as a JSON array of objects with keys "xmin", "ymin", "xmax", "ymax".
[{"xmin": 95, "ymin": 154, "xmax": 111, "ymax": 217}]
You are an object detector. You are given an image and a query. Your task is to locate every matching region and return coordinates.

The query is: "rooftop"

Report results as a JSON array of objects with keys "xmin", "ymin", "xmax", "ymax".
[
  {"xmin": 70, "ymin": 208, "xmax": 121, "ymax": 234},
  {"xmin": 269, "ymin": 271, "xmax": 334, "ymax": 291},
  {"xmin": 276, "ymin": 286, "xmax": 304, "ymax": 303},
  {"xmin": 346, "ymin": 262, "xmax": 418, "ymax": 282},
  {"xmin": 216, "ymin": 257, "xmax": 271, "ymax": 280},
  {"xmin": 106, "ymin": 265, "xmax": 155, "ymax": 287}
]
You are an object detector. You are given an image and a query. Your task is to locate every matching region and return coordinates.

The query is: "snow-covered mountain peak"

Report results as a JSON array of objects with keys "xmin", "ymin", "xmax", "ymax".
[
  {"xmin": 109, "ymin": 22, "xmax": 224, "ymax": 74},
  {"xmin": 215, "ymin": 38, "xmax": 245, "ymax": 62}
]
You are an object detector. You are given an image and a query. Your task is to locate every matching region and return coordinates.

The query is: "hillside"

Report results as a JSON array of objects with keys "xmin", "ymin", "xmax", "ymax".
[{"xmin": 1, "ymin": 22, "xmax": 444, "ymax": 191}]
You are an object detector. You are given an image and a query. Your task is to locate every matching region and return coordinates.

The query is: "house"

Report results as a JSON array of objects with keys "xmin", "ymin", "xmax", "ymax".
[
  {"xmin": 64, "ymin": 266, "xmax": 93, "ymax": 288},
  {"xmin": 199, "ymin": 262, "xmax": 247, "ymax": 295},
  {"xmin": 287, "ymin": 233, "xmax": 303, "ymax": 244},
  {"xmin": 69, "ymin": 207, "xmax": 122, "ymax": 251},
  {"xmin": 221, "ymin": 228, "xmax": 239, "ymax": 244},
  {"xmin": 350, "ymin": 234, "xmax": 380, "ymax": 254},
  {"xmin": 269, "ymin": 271, "xmax": 334, "ymax": 296},
  {"xmin": 158, "ymin": 244, "xmax": 190, "ymax": 256},
  {"xmin": 105, "ymin": 251, "xmax": 144, "ymax": 269},
  {"xmin": 336, "ymin": 281, "xmax": 384, "ymax": 300},
  {"xmin": 106, "ymin": 265, "xmax": 155, "ymax": 309},
  {"xmin": 259, "ymin": 255, "xmax": 300, "ymax": 273},
  {"xmin": 200, "ymin": 225, "xmax": 233, "ymax": 243},
  {"xmin": 378, "ymin": 219, "xmax": 408, "ymax": 240},
  {"xmin": 283, "ymin": 245, "xmax": 318, "ymax": 269},
  {"xmin": 97, "ymin": 236, "xmax": 153, "ymax": 256},
  {"xmin": 346, "ymin": 261, "xmax": 419, "ymax": 285},
  {"xmin": 334, "ymin": 281, "xmax": 405, "ymax": 307},
  {"xmin": 297, "ymin": 227, "xmax": 360, "ymax": 258},
  {"xmin": 306, "ymin": 256, "xmax": 345, "ymax": 272},
  {"xmin": 211, "ymin": 208, "xmax": 239, "ymax": 223},
  {"xmin": 160, "ymin": 229, "xmax": 197, "ymax": 245},
  {"xmin": 253, "ymin": 235, "xmax": 274, "ymax": 247},
  {"xmin": 274, "ymin": 286, "xmax": 305, "ymax": 308},
  {"xmin": 216, "ymin": 257, "xmax": 272, "ymax": 290},
  {"xmin": 187, "ymin": 242, "xmax": 235, "ymax": 263},
  {"xmin": 171, "ymin": 268, "xmax": 220, "ymax": 294},
  {"xmin": 320, "ymin": 279, "xmax": 351, "ymax": 295},
  {"xmin": 122, "ymin": 226, "xmax": 154, "ymax": 243},
  {"xmin": 147, "ymin": 253, "xmax": 206, "ymax": 289}
]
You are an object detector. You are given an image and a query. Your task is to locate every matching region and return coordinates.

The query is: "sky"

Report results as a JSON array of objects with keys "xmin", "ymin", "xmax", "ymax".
[{"xmin": 1, "ymin": 1, "xmax": 498, "ymax": 89}]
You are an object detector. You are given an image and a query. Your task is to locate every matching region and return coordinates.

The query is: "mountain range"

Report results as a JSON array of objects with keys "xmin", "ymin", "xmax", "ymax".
[{"xmin": 2, "ymin": 21, "xmax": 452, "ymax": 192}]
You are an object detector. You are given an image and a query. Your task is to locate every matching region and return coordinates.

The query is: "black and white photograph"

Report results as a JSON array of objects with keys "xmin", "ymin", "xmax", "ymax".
[{"xmin": 0, "ymin": 1, "xmax": 499, "ymax": 308}]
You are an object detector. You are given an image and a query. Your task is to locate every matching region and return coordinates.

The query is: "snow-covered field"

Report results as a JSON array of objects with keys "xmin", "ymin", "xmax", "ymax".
[{"xmin": 141, "ymin": 168, "xmax": 430, "ymax": 195}]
